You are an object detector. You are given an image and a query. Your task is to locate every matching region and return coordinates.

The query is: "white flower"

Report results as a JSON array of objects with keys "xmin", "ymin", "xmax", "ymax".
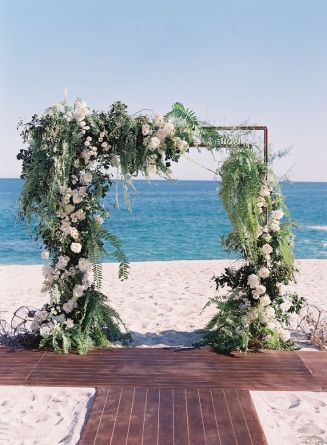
[
  {"xmin": 142, "ymin": 124, "xmax": 150, "ymax": 136},
  {"xmin": 247, "ymin": 274, "xmax": 260, "ymax": 289},
  {"xmin": 254, "ymin": 284, "xmax": 266, "ymax": 295},
  {"xmin": 252, "ymin": 290, "xmax": 260, "ymax": 299},
  {"xmin": 86, "ymin": 136, "xmax": 92, "ymax": 141},
  {"xmin": 265, "ymin": 306, "xmax": 276, "ymax": 320},
  {"xmin": 270, "ymin": 221, "xmax": 280, "ymax": 232},
  {"xmin": 63, "ymin": 299, "xmax": 74, "ymax": 313},
  {"xmin": 75, "ymin": 209, "xmax": 86, "ymax": 221},
  {"xmin": 41, "ymin": 250, "xmax": 50, "ymax": 260},
  {"xmin": 84, "ymin": 140, "xmax": 91, "ymax": 147},
  {"xmin": 260, "ymin": 294, "xmax": 271, "ymax": 306},
  {"xmin": 279, "ymin": 328, "xmax": 290, "ymax": 342},
  {"xmin": 101, "ymin": 142, "xmax": 108, "ymax": 148},
  {"xmin": 277, "ymin": 283, "xmax": 286, "ymax": 296},
  {"xmin": 56, "ymin": 255, "xmax": 70, "ymax": 270},
  {"xmin": 40, "ymin": 325, "xmax": 51, "ymax": 337},
  {"xmin": 258, "ymin": 267, "xmax": 270, "ymax": 279},
  {"xmin": 146, "ymin": 163, "xmax": 157, "ymax": 175},
  {"xmin": 262, "ymin": 233, "xmax": 272, "ymax": 242},
  {"xmin": 262, "ymin": 244, "xmax": 273, "ymax": 255},
  {"xmin": 156, "ymin": 122, "xmax": 175, "ymax": 140},
  {"xmin": 74, "ymin": 159, "xmax": 80, "ymax": 168},
  {"xmin": 95, "ymin": 215, "xmax": 104, "ymax": 225},
  {"xmin": 271, "ymin": 209, "xmax": 284, "ymax": 220},
  {"xmin": 174, "ymin": 137, "xmax": 189, "ymax": 153},
  {"xmin": 81, "ymin": 172, "xmax": 92, "ymax": 185},
  {"xmin": 259, "ymin": 185, "xmax": 270, "ymax": 197},
  {"xmin": 71, "ymin": 242, "xmax": 82, "ymax": 253},
  {"xmin": 78, "ymin": 258, "xmax": 92, "ymax": 273},
  {"xmin": 100, "ymin": 132, "xmax": 105, "ymax": 138},
  {"xmin": 73, "ymin": 284, "xmax": 85, "ymax": 299},
  {"xmin": 148, "ymin": 136, "xmax": 161, "ymax": 151},
  {"xmin": 74, "ymin": 98, "xmax": 88, "ymax": 122},
  {"xmin": 153, "ymin": 112, "xmax": 163, "ymax": 126},
  {"xmin": 69, "ymin": 227, "xmax": 79, "ymax": 240},
  {"xmin": 65, "ymin": 318, "xmax": 74, "ymax": 329},
  {"xmin": 53, "ymin": 314, "xmax": 66, "ymax": 324}
]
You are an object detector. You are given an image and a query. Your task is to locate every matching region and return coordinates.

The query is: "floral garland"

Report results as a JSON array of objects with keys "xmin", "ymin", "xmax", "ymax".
[
  {"xmin": 17, "ymin": 99, "xmax": 196, "ymax": 353},
  {"xmin": 204, "ymin": 148, "xmax": 305, "ymax": 351}
]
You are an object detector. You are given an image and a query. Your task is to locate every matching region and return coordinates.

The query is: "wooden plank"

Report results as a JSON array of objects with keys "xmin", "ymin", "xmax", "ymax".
[
  {"xmin": 186, "ymin": 389, "xmax": 206, "ymax": 445},
  {"xmin": 238, "ymin": 390, "xmax": 268, "ymax": 445},
  {"xmin": 79, "ymin": 387, "xmax": 109, "ymax": 445},
  {"xmin": 158, "ymin": 388, "xmax": 174, "ymax": 445},
  {"xmin": 94, "ymin": 386, "xmax": 123, "ymax": 443},
  {"xmin": 211, "ymin": 389, "xmax": 237, "ymax": 445},
  {"xmin": 199, "ymin": 388, "xmax": 221, "ymax": 445},
  {"xmin": 126, "ymin": 387, "xmax": 147, "ymax": 445},
  {"xmin": 173, "ymin": 389, "xmax": 189, "ymax": 445},
  {"xmin": 110, "ymin": 387, "xmax": 135, "ymax": 445},
  {"xmin": 142, "ymin": 387, "xmax": 159, "ymax": 445},
  {"xmin": 224, "ymin": 389, "xmax": 252, "ymax": 445}
]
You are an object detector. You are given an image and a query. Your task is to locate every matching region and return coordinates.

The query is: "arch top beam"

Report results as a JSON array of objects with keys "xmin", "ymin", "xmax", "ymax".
[{"xmin": 200, "ymin": 125, "xmax": 268, "ymax": 164}]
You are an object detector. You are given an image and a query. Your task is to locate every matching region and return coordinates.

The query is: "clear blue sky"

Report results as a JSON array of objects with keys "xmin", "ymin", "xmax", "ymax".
[{"xmin": 1, "ymin": 0, "xmax": 326, "ymax": 180}]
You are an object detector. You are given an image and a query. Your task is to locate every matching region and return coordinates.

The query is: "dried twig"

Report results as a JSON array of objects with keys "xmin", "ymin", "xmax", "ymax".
[{"xmin": 297, "ymin": 304, "xmax": 327, "ymax": 351}]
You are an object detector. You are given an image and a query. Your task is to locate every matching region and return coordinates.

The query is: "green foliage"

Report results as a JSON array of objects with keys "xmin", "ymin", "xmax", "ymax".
[{"xmin": 219, "ymin": 146, "xmax": 264, "ymax": 264}]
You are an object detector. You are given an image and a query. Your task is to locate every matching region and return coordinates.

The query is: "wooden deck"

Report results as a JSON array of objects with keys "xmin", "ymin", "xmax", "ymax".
[{"xmin": 0, "ymin": 347, "xmax": 326, "ymax": 444}]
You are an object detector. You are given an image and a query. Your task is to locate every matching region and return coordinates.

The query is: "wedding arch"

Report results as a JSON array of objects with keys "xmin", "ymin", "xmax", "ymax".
[{"xmin": 16, "ymin": 99, "xmax": 304, "ymax": 354}]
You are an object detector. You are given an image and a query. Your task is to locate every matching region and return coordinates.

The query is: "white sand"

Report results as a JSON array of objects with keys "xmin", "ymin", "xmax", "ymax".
[
  {"xmin": 0, "ymin": 386, "xmax": 95, "ymax": 445},
  {"xmin": 0, "ymin": 259, "xmax": 326, "ymax": 444},
  {"xmin": 251, "ymin": 391, "xmax": 327, "ymax": 445},
  {"xmin": 0, "ymin": 259, "xmax": 326, "ymax": 347}
]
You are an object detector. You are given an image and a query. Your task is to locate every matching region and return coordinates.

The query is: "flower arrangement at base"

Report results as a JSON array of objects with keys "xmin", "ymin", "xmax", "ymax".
[{"xmin": 203, "ymin": 146, "xmax": 305, "ymax": 352}]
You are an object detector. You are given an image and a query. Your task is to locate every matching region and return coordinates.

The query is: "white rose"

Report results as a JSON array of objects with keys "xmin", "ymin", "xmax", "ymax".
[
  {"xmin": 84, "ymin": 140, "xmax": 91, "ymax": 147},
  {"xmin": 101, "ymin": 142, "xmax": 108, "ymax": 148},
  {"xmin": 63, "ymin": 300, "xmax": 74, "ymax": 313},
  {"xmin": 279, "ymin": 329, "xmax": 290, "ymax": 342},
  {"xmin": 65, "ymin": 318, "xmax": 74, "ymax": 329},
  {"xmin": 258, "ymin": 267, "xmax": 270, "ymax": 279},
  {"xmin": 262, "ymin": 233, "xmax": 272, "ymax": 242},
  {"xmin": 262, "ymin": 244, "xmax": 273, "ymax": 255},
  {"xmin": 69, "ymin": 227, "xmax": 79, "ymax": 240},
  {"xmin": 265, "ymin": 306, "xmax": 276, "ymax": 319},
  {"xmin": 255, "ymin": 284, "xmax": 266, "ymax": 295},
  {"xmin": 71, "ymin": 242, "xmax": 82, "ymax": 253},
  {"xmin": 277, "ymin": 283, "xmax": 286, "ymax": 296},
  {"xmin": 142, "ymin": 124, "xmax": 150, "ymax": 136},
  {"xmin": 86, "ymin": 136, "xmax": 92, "ymax": 141},
  {"xmin": 270, "ymin": 221, "xmax": 280, "ymax": 232},
  {"xmin": 271, "ymin": 209, "xmax": 284, "ymax": 220},
  {"xmin": 95, "ymin": 215, "xmax": 104, "ymax": 225},
  {"xmin": 148, "ymin": 136, "xmax": 161, "ymax": 151},
  {"xmin": 41, "ymin": 250, "xmax": 50, "ymax": 260},
  {"xmin": 81, "ymin": 172, "xmax": 92, "ymax": 185},
  {"xmin": 252, "ymin": 290, "xmax": 260, "ymax": 299},
  {"xmin": 40, "ymin": 325, "xmax": 51, "ymax": 337},
  {"xmin": 73, "ymin": 284, "xmax": 85, "ymax": 299},
  {"xmin": 247, "ymin": 274, "xmax": 260, "ymax": 289},
  {"xmin": 78, "ymin": 258, "xmax": 92, "ymax": 273},
  {"xmin": 260, "ymin": 294, "xmax": 271, "ymax": 306},
  {"xmin": 100, "ymin": 132, "xmax": 105, "ymax": 138}
]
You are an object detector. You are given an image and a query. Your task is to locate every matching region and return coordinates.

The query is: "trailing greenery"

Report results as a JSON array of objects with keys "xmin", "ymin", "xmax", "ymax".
[{"xmin": 203, "ymin": 147, "xmax": 305, "ymax": 352}]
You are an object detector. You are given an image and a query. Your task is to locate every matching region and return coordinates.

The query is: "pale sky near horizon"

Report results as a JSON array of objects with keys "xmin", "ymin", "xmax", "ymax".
[{"xmin": 0, "ymin": 0, "xmax": 326, "ymax": 181}]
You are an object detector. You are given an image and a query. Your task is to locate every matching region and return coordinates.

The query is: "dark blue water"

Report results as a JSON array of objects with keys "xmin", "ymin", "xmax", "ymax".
[{"xmin": 0, "ymin": 179, "xmax": 326, "ymax": 264}]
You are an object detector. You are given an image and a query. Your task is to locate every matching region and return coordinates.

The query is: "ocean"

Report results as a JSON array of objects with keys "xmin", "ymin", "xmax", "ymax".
[{"xmin": 0, "ymin": 179, "xmax": 326, "ymax": 264}]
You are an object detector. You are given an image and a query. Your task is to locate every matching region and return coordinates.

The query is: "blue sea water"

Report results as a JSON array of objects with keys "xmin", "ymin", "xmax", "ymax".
[{"xmin": 0, "ymin": 179, "xmax": 326, "ymax": 264}]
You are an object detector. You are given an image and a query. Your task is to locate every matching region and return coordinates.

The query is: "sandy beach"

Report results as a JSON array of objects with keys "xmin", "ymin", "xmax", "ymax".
[{"xmin": 0, "ymin": 259, "xmax": 327, "ymax": 444}]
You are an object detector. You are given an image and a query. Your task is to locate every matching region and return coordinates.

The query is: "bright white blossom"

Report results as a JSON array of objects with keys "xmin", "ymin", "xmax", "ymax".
[
  {"xmin": 66, "ymin": 318, "xmax": 74, "ymax": 329},
  {"xmin": 247, "ymin": 274, "xmax": 260, "ymax": 289},
  {"xmin": 148, "ymin": 136, "xmax": 161, "ymax": 151},
  {"xmin": 71, "ymin": 242, "xmax": 82, "ymax": 254},
  {"xmin": 271, "ymin": 209, "xmax": 284, "ymax": 220},
  {"xmin": 142, "ymin": 124, "xmax": 150, "ymax": 136},
  {"xmin": 78, "ymin": 258, "xmax": 92, "ymax": 273},
  {"xmin": 262, "ymin": 244, "xmax": 273, "ymax": 255},
  {"xmin": 73, "ymin": 284, "xmax": 85, "ymax": 299},
  {"xmin": 260, "ymin": 294, "xmax": 271, "ymax": 306},
  {"xmin": 95, "ymin": 215, "xmax": 104, "ymax": 225},
  {"xmin": 270, "ymin": 221, "xmax": 280, "ymax": 232},
  {"xmin": 258, "ymin": 267, "xmax": 270, "ymax": 279},
  {"xmin": 254, "ymin": 284, "xmax": 266, "ymax": 295},
  {"xmin": 81, "ymin": 172, "xmax": 92, "ymax": 185},
  {"xmin": 259, "ymin": 185, "xmax": 270, "ymax": 197}
]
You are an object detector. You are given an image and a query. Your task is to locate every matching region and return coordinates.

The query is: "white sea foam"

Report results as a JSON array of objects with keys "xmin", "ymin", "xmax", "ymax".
[{"xmin": 306, "ymin": 225, "xmax": 327, "ymax": 231}]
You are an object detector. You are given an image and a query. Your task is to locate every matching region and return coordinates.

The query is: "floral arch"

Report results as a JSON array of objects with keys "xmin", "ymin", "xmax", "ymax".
[{"xmin": 17, "ymin": 100, "xmax": 304, "ymax": 354}]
